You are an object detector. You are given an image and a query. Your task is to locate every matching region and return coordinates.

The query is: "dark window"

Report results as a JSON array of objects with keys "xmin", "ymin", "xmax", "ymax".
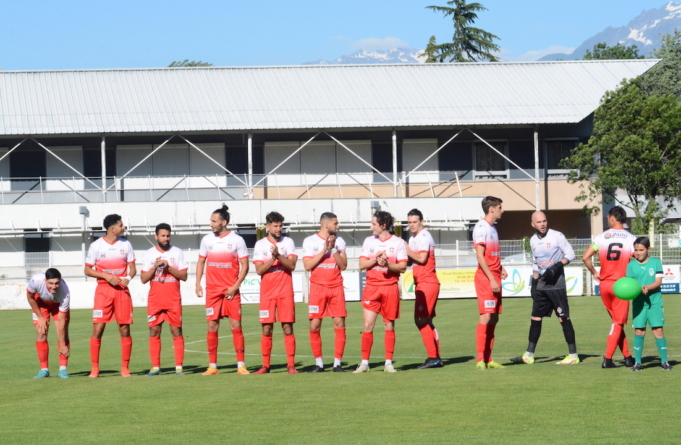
[
  {"xmin": 439, "ymin": 142, "xmax": 472, "ymax": 171},
  {"xmin": 83, "ymin": 149, "xmax": 116, "ymax": 177},
  {"xmin": 474, "ymin": 142, "xmax": 506, "ymax": 172},
  {"xmin": 371, "ymin": 142, "xmax": 401, "ymax": 173},
  {"xmin": 11, "ymin": 150, "xmax": 46, "ymax": 178},
  {"xmin": 546, "ymin": 140, "xmax": 577, "ymax": 170},
  {"xmin": 24, "ymin": 232, "xmax": 50, "ymax": 252},
  {"xmin": 226, "ymin": 146, "xmax": 249, "ymax": 175}
]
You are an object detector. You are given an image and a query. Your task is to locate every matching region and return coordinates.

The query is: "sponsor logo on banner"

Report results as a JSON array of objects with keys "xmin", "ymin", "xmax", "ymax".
[
  {"xmin": 502, "ymin": 269, "xmax": 526, "ymax": 296},
  {"xmin": 662, "ymin": 265, "xmax": 680, "ymax": 293}
]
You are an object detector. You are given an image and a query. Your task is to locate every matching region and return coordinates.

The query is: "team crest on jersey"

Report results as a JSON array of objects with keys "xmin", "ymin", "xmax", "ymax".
[
  {"xmin": 120, "ymin": 250, "xmax": 125, "ymax": 256},
  {"xmin": 309, "ymin": 305, "xmax": 319, "ymax": 314},
  {"xmin": 546, "ymin": 243, "xmax": 551, "ymax": 248},
  {"xmin": 99, "ymin": 252, "xmax": 106, "ymax": 258},
  {"xmin": 227, "ymin": 244, "xmax": 233, "ymax": 250},
  {"xmin": 208, "ymin": 245, "xmax": 214, "ymax": 251},
  {"xmin": 169, "ymin": 257, "xmax": 175, "ymax": 264},
  {"xmin": 259, "ymin": 310, "xmax": 270, "ymax": 318},
  {"xmin": 389, "ymin": 247, "xmax": 395, "ymax": 254},
  {"xmin": 93, "ymin": 310, "xmax": 103, "ymax": 318},
  {"xmin": 649, "ymin": 269, "xmax": 655, "ymax": 276}
]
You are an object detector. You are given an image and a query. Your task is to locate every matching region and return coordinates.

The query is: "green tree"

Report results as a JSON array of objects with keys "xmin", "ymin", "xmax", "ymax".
[
  {"xmin": 423, "ymin": 36, "xmax": 446, "ymax": 63},
  {"xmin": 168, "ymin": 59, "xmax": 213, "ymax": 67},
  {"xmin": 426, "ymin": 0, "xmax": 500, "ymax": 62},
  {"xmin": 583, "ymin": 42, "xmax": 644, "ymax": 60},
  {"xmin": 562, "ymin": 82, "xmax": 681, "ymax": 233},
  {"xmin": 638, "ymin": 30, "xmax": 681, "ymax": 97}
]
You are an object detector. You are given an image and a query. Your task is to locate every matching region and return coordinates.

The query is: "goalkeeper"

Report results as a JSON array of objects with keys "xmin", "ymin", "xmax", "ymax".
[{"xmin": 512, "ymin": 212, "xmax": 579, "ymax": 365}]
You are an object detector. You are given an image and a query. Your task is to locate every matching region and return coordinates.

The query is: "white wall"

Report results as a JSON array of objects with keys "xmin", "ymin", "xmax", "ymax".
[{"xmin": 403, "ymin": 139, "xmax": 438, "ymax": 183}]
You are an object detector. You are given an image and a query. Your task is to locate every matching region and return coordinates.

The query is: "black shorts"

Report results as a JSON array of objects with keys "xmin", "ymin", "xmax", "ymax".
[{"xmin": 531, "ymin": 288, "xmax": 569, "ymax": 319}]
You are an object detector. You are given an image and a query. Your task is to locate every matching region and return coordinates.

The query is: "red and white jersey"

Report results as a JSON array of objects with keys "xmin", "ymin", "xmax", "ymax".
[
  {"xmin": 303, "ymin": 234, "xmax": 346, "ymax": 287},
  {"xmin": 142, "ymin": 245, "xmax": 188, "ymax": 304},
  {"xmin": 409, "ymin": 229, "xmax": 439, "ymax": 285},
  {"xmin": 591, "ymin": 229, "xmax": 636, "ymax": 281},
  {"xmin": 253, "ymin": 236, "xmax": 298, "ymax": 299},
  {"xmin": 199, "ymin": 231, "xmax": 249, "ymax": 295},
  {"xmin": 472, "ymin": 219, "xmax": 501, "ymax": 274},
  {"xmin": 360, "ymin": 234, "xmax": 408, "ymax": 286},
  {"xmin": 85, "ymin": 237, "xmax": 136, "ymax": 285},
  {"xmin": 27, "ymin": 273, "xmax": 70, "ymax": 312}
]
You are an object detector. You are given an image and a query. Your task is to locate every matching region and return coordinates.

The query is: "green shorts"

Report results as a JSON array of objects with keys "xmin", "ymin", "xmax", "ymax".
[{"xmin": 632, "ymin": 302, "xmax": 665, "ymax": 329}]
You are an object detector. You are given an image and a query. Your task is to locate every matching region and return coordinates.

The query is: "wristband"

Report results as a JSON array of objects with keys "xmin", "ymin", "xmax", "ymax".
[
  {"xmin": 125, "ymin": 276, "xmax": 132, "ymax": 282},
  {"xmin": 331, "ymin": 248, "xmax": 338, "ymax": 254}
]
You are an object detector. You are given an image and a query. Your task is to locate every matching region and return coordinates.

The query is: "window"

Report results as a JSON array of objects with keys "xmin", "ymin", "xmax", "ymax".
[
  {"xmin": 546, "ymin": 140, "xmax": 577, "ymax": 171},
  {"xmin": 473, "ymin": 142, "xmax": 508, "ymax": 178}
]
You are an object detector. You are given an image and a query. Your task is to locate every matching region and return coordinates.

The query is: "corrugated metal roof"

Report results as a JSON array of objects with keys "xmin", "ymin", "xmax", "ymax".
[{"xmin": 0, "ymin": 60, "xmax": 659, "ymax": 136}]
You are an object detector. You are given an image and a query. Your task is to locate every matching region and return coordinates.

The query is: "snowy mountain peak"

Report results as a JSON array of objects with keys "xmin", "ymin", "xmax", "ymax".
[{"xmin": 303, "ymin": 48, "xmax": 426, "ymax": 65}]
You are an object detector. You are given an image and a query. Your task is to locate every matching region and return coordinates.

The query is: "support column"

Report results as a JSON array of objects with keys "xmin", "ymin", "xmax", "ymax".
[
  {"xmin": 533, "ymin": 126, "xmax": 540, "ymax": 211},
  {"xmin": 101, "ymin": 135, "xmax": 106, "ymax": 202},
  {"xmin": 392, "ymin": 129, "xmax": 397, "ymax": 198},
  {"xmin": 248, "ymin": 133, "xmax": 253, "ymax": 199}
]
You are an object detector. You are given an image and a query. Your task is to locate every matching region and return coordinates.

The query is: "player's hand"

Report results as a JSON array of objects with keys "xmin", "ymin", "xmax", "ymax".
[
  {"xmin": 154, "ymin": 257, "xmax": 168, "ymax": 268},
  {"xmin": 490, "ymin": 278, "xmax": 501, "ymax": 293},
  {"xmin": 270, "ymin": 245, "xmax": 280, "ymax": 259},
  {"xmin": 592, "ymin": 273, "xmax": 601, "ymax": 283},
  {"xmin": 36, "ymin": 317, "xmax": 48, "ymax": 335},
  {"xmin": 58, "ymin": 344, "xmax": 70, "ymax": 357},
  {"xmin": 224, "ymin": 285, "xmax": 239, "ymax": 300},
  {"xmin": 326, "ymin": 235, "xmax": 336, "ymax": 251},
  {"xmin": 501, "ymin": 268, "xmax": 508, "ymax": 280},
  {"xmin": 642, "ymin": 286, "xmax": 649, "ymax": 295},
  {"xmin": 105, "ymin": 274, "xmax": 121, "ymax": 286},
  {"xmin": 196, "ymin": 285, "xmax": 204, "ymax": 298},
  {"xmin": 119, "ymin": 278, "xmax": 130, "ymax": 288}
]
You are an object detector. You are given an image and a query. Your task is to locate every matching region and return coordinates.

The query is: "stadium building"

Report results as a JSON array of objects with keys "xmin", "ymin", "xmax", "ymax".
[{"xmin": 0, "ymin": 60, "xmax": 658, "ymax": 280}]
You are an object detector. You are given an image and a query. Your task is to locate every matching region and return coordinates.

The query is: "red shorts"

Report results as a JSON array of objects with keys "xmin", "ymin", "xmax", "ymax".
[
  {"xmin": 148, "ymin": 302, "xmax": 182, "ymax": 327},
  {"xmin": 361, "ymin": 283, "xmax": 400, "ymax": 321},
  {"xmin": 599, "ymin": 280, "xmax": 629, "ymax": 324},
  {"xmin": 475, "ymin": 269, "xmax": 502, "ymax": 314},
  {"xmin": 93, "ymin": 284, "xmax": 133, "ymax": 324},
  {"xmin": 414, "ymin": 282, "xmax": 440, "ymax": 318},
  {"xmin": 260, "ymin": 296, "xmax": 295, "ymax": 324},
  {"xmin": 32, "ymin": 299, "xmax": 69, "ymax": 325},
  {"xmin": 308, "ymin": 283, "xmax": 347, "ymax": 319},
  {"xmin": 206, "ymin": 293, "xmax": 242, "ymax": 321}
]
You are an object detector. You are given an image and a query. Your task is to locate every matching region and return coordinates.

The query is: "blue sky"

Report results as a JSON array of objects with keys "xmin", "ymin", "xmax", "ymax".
[{"xmin": 0, "ymin": 0, "xmax": 672, "ymax": 69}]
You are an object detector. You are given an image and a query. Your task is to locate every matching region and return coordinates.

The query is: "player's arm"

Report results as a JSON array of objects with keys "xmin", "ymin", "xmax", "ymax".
[
  {"xmin": 166, "ymin": 265, "xmax": 188, "ymax": 282},
  {"xmin": 359, "ymin": 252, "xmax": 382, "ymax": 271},
  {"xmin": 119, "ymin": 262, "xmax": 136, "ymax": 288},
  {"xmin": 54, "ymin": 314, "xmax": 70, "ymax": 357},
  {"xmin": 277, "ymin": 254, "xmax": 297, "ymax": 272},
  {"xmin": 475, "ymin": 244, "xmax": 501, "ymax": 292},
  {"xmin": 642, "ymin": 276, "xmax": 664, "ymax": 295},
  {"xmin": 582, "ymin": 245, "xmax": 600, "ymax": 282},
  {"xmin": 334, "ymin": 250, "xmax": 348, "ymax": 271},
  {"xmin": 560, "ymin": 235, "xmax": 576, "ymax": 265},
  {"xmin": 385, "ymin": 259, "xmax": 407, "ymax": 274},
  {"xmin": 225, "ymin": 257, "xmax": 249, "ymax": 300},
  {"xmin": 140, "ymin": 259, "xmax": 159, "ymax": 284},
  {"xmin": 303, "ymin": 246, "xmax": 328, "ymax": 271},
  {"xmin": 406, "ymin": 243, "xmax": 428, "ymax": 265},
  {"xmin": 255, "ymin": 257, "xmax": 275, "ymax": 275},
  {"xmin": 195, "ymin": 256, "xmax": 206, "ymax": 298},
  {"xmin": 84, "ymin": 264, "xmax": 121, "ymax": 286},
  {"xmin": 26, "ymin": 291, "xmax": 47, "ymax": 334}
]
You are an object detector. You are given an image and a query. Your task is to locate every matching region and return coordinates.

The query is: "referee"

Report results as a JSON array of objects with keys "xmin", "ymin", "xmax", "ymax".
[{"xmin": 512, "ymin": 211, "xmax": 579, "ymax": 365}]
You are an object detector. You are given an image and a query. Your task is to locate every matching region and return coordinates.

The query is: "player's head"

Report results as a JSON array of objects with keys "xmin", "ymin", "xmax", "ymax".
[
  {"xmin": 531, "ymin": 211, "xmax": 548, "ymax": 235},
  {"xmin": 211, "ymin": 204, "xmax": 230, "ymax": 234},
  {"xmin": 633, "ymin": 236, "xmax": 651, "ymax": 261},
  {"xmin": 607, "ymin": 206, "xmax": 627, "ymax": 228},
  {"xmin": 266, "ymin": 211, "xmax": 285, "ymax": 240},
  {"xmin": 155, "ymin": 223, "xmax": 172, "ymax": 250},
  {"xmin": 371, "ymin": 210, "xmax": 394, "ymax": 236},
  {"xmin": 103, "ymin": 214, "xmax": 124, "ymax": 237},
  {"xmin": 44, "ymin": 268, "xmax": 62, "ymax": 294},
  {"xmin": 320, "ymin": 212, "xmax": 339, "ymax": 235},
  {"xmin": 407, "ymin": 208, "xmax": 424, "ymax": 234},
  {"xmin": 482, "ymin": 196, "xmax": 503, "ymax": 220}
]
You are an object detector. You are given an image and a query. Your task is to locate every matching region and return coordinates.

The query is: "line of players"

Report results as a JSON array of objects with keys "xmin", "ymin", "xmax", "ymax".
[{"xmin": 27, "ymin": 197, "xmax": 672, "ymax": 378}]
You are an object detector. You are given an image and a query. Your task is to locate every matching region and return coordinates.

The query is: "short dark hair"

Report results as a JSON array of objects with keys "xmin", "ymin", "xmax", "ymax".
[
  {"xmin": 103, "ymin": 214, "xmax": 122, "ymax": 231},
  {"xmin": 407, "ymin": 208, "xmax": 423, "ymax": 220},
  {"xmin": 373, "ymin": 210, "xmax": 394, "ymax": 231},
  {"xmin": 634, "ymin": 236, "xmax": 651, "ymax": 249},
  {"xmin": 320, "ymin": 212, "xmax": 337, "ymax": 222},
  {"xmin": 213, "ymin": 204, "xmax": 230, "ymax": 224},
  {"xmin": 155, "ymin": 223, "xmax": 171, "ymax": 235},
  {"xmin": 608, "ymin": 206, "xmax": 627, "ymax": 224},
  {"xmin": 45, "ymin": 268, "xmax": 62, "ymax": 280},
  {"xmin": 481, "ymin": 196, "xmax": 503, "ymax": 215},
  {"xmin": 266, "ymin": 211, "xmax": 285, "ymax": 224}
]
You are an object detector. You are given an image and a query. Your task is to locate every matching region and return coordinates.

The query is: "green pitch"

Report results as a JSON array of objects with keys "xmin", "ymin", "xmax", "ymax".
[{"xmin": 1, "ymin": 296, "xmax": 680, "ymax": 444}]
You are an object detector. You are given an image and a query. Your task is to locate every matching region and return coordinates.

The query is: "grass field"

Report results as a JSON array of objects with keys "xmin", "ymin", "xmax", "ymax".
[{"xmin": 2, "ymin": 295, "xmax": 680, "ymax": 444}]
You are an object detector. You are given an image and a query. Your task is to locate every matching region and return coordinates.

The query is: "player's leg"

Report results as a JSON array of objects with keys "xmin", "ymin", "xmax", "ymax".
[
  {"xmin": 114, "ymin": 288, "xmax": 134, "ymax": 377},
  {"xmin": 118, "ymin": 324, "xmax": 132, "ymax": 377},
  {"xmin": 308, "ymin": 283, "xmax": 327, "ymax": 372},
  {"xmin": 415, "ymin": 283, "xmax": 442, "ymax": 368},
  {"xmin": 515, "ymin": 285, "xmax": 550, "ymax": 364},
  {"xmin": 354, "ymin": 299, "xmax": 379, "ymax": 373},
  {"xmin": 551, "ymin": 289, "xmax": 578, "ymax": 364},
  {"xmin": 475, "ymin": 271, "xmax": 503, "ymax": 368},
  {"xmin": 382, "ymin": 318, "xmax": 397, "ymax": 373},
  {"xmin": 332, "ymin": 316, "xmax": 346, "ymax": 372},
  {"xmin": 228, "ymin": 316, "xmax": 249, "ymax": 375},
  {"xmin": 632, "ymin": 327, "xmax": 646, "ymax": 371},
  {"xmin": 203, "ymin": 295, "xmax": 222, "ymax": 375},
  {"xmin": 147, "ymin": 323, "xmax": 163, "ymax": 376},
  {"xmin": 650, "ymin": 303, "xmax": 671, "ymax": 370},
  {"xmin": 380, "ymin": 284, "xmax": 400, "ymax": 372},
  {"xmin": 55, "ymin": 311, "xmax": 70, "ymax": 378},
  {"xmin": 169, "ymin": 323, "xmax": 185, "ymax": 375},
  {"xmin": 254, "ymin": 322, "xmax": 274, "ymax": 374},
  {"xmin": 601, "ymin": 281, "xmax": 632, "ymax": 368},
  {"xmin": 33, "ymin": 306, "xmax": 51, "ymax": 378},
  {"xmin": 89, "ymin": 323, "xmax": 106, "ymax": 378},
  {"xmin": 90, "ymin": 284, "xmax": 113, "ymax": 378},
  {"xmin": 281, "ymin": 321, "xmax": 298, "ymax": 373}
]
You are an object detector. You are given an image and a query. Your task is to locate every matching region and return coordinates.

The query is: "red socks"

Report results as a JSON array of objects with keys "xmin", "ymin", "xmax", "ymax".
[
  {"xmin": 484, "ymin": 324, "xmax": 496, "ymax": 363},
  {"xmin": 36, "ymin": 341, "xmax": 49, "ymax": 368},
  {"xmin": 361, "ymin": 332, "xmax": 374, "ymax": 361},
  {"xmin": 232, "ymin": 328, "xmax": 245, "ymax": 362},
  {"xmin": 606, "ymin": 323, "xmax": 629, "ymax": 359},
  {"xmin": 90, "ymin": 338, "xmax": 101, "ymax": 368},
  {"xmin": 334, "ymin": 327, "xmax": 346, "ymax": 360},
  {"xmin": 476, "ymin": 323, "xmax": 486, "ymax": 362},
  {"xmin": 284, "ymin": 334, "xmax": 296, "ymax": 367},
  {"xmin": 261, "ymin": 334, "xmax": 273, "ymax": 368},
  {"xmin": 384, "ymin": 330, "xmax": 396, "ymax": 360},
  {"xmin": 207, "ymin": 331, "xmax": 218, "ymax": 364},
  {"xmin": 149, "ymin": 336, "xmax": 161, "ymax": 368},
  {"xmin": 476, "ymin": 323, "xmax": 496, "ymax": 363},
  {"xmin": 418, "ymin": 323, "xmax": 439, "ymax": 358},
  {"xmin": 121, "ymin": 337, "xmax": 132, "ymax": 368},
  {"xmin": 173, "ymin": 336, "xmax": 184, "ymax": 367},
  {"xmin": 310, "ymin": 329, "xmax": 322, "ymax": 359},
  {"xmin": 59, "ymin": 340, "xmax": 70, "ymax": 367}
]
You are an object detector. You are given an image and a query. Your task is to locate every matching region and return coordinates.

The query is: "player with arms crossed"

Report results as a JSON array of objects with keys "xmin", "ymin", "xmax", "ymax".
[
  {"xmin": 512, "ymin": 211, "xmax": 579, "ymax": 365},
  {"xmin": 405, "ymin": 208, "xmax": 443, "ymax": 369},
  {"xmin": 84, "ymin": 214, "xmax": 136, "ymax": 378},
  {"xmin": 303, "ymin": 212, "xmax": 348, "ymax": 372},
  {"xmin": 627, "ymin": 236, "xmax": 672, "ymax": 371},
  {"xmin": 473, "ymin": 196, "xmax": 508, "ymax": 370},
  {"xmin": 141, "ymin": 223, "xmax": 188, "ymax": 376},
  {"xmin": 354, "ymin": 210, "xmax": 408, "ymax": 373},
  {"xmin": 27, "ymin": 268, "xmax": 71, "ymax": 379},
  {"xmin": 196, "ymin": 205, "xmax": 250, "ymax": 375},
  {"xmin": 253, "ymin": 212, "xmax": 299, "ymax": 374},
  {"xmin": 582, "ymin": 206, "xmax": 636, "ymax": 368}
]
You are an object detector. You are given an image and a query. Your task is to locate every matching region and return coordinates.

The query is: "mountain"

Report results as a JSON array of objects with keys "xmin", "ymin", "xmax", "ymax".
[
  {"xmin": 540, "ymin": 2, "xmax": 681, "ymax": 61},
  {"xmin": 303, "ymin": 48, "xmax": 425, "ymax": 65}
]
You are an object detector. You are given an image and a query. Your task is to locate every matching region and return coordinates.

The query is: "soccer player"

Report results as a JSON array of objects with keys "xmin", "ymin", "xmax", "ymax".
[
  {"xmin": 26, "ymin": 268, "xmax": 70, "ymax": 379},
  {"xmin": 141, "ymin": 223, "xmax": 188, "ymax": 376},
  {"xmin": 196, "ymin": 205, "xmax": 250, "ymax": 375},
  {"xmin": 473, "ymin": 196, "xmax": 508, "ymax": 370},
  {"xmin": 303, "ymin": 212, "xmax": 348, "ymax": 372},
  {"xmin": 253, "ymin": 212, "xmax": 299, "ymax": 374},
  {"xmin": 405, "ymin": 208, "xmax": 443, "ymax": 369},
  {"xmin": 84, "ymin": 214, "xmax": 136, "ymax": 378},
  {"xmin": 354, "ymin": 210, "xmax": 408, "ymax": 373},
  {"xmin": 512, "ymin": 211, "xmax": 579, "ymax": 365},
  {"xmin": 627, "ymin": 236, "xmax": 672, "ymax": 371},
  {"xmin": 583, "ymin": 206, "xmax": 636, "ymax": 368}
]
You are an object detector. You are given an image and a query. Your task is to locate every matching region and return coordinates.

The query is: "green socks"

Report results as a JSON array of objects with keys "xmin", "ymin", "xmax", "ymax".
[
  {"xmin": 655, "ymin": 337, "xmax": 668, "ymax": 363},
  {"xmin": 634, "ymin": 335, "xmax": 645, "ymax": 364}
]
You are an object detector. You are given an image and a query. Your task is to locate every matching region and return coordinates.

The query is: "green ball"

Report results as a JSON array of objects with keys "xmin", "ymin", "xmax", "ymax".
[{"xmin": 613, "ymin": 277, "xmax": 642, "ymax": 300}]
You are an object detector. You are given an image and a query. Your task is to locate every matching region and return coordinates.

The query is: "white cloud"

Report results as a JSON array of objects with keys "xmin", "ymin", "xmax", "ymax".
[
  {"xmin": 351, "ymin": 37, "xmax": 411, "ymax": 51},
  {"xmin": 504, "ymin": 45, "xmax": 576, "ymax": 62}
]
